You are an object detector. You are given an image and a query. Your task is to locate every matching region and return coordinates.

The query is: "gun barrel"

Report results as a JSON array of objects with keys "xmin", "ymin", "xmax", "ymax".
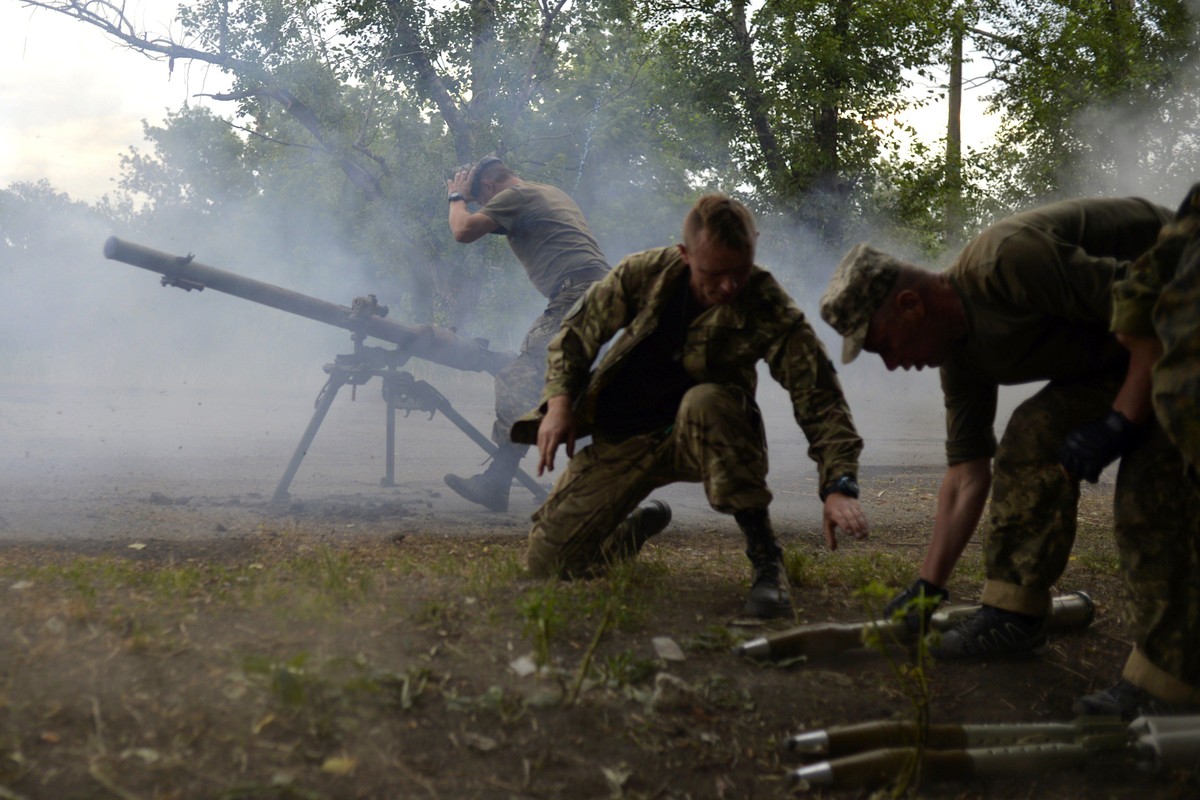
[{"xmin": 103, "ymin": 237, "xmax": 514, "ymax": 375}]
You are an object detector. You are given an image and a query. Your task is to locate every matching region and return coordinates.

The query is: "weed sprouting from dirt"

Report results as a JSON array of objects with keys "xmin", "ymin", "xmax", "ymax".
[
  {"xmin": 516, "ymin": 556, "xmax": 668, "ymax": 670},
  {"xmin": 858, "ymin": 580, "xmax": 937, "ymax": 797},
  {"xmin": 517, "ymin": 583, "xmax": 566, "ymax": 667}
]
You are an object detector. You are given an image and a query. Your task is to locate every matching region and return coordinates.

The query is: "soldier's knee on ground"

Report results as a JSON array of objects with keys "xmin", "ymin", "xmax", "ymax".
[{"xmin": 526, "ymin": 529, "xmax": 563, "ymax": 578}]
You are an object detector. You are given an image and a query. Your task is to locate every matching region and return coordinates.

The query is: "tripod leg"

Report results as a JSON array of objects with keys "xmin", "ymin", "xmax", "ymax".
[
  {"xmin": 272, "ymin": 373, "xmax": 347, "ymax": 504},
  {"xmin": 417, "ymin": 383, "xmax": 548, "ymax": 502},
  {"xmin": 382, "ymin": 398, "xmax": 396, "ymax": 487}
]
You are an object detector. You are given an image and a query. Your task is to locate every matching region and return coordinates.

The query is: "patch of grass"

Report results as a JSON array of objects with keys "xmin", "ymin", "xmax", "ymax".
[
  {"xmin": 598, "ymin": 650, "xmax": 658, "ymax": 688},
  {"xmin": 442, "ymin": 683, "xmax": 527, "ymax": 723},
  {"xmin": 784, "ymin": 549, "xmax": 913, "ymax": 595},
  {"xmin": 14, "ymin": 557, "xmax": 264, "ymax": 616},
  {"xmin": 281, "ymin": 546, "xmax": 374, "ymax": 603},
  {"xmin": 1071, "ymin": 550, "xmax": 1121, "ymax": 575},
  {"xmin": 517, "ymin": 584, "xmax": 566, "ymax": 667},
  {"xmin": 414, "ymin": 598, "xmax": 460, "ymax": 628},
  {"xmin": 462, "ymin": 545, "xmax": 525, "ymax": 595},
  {"xmin": 516, "ymin": 556, "xmax": 667, "ymax": 667},
  {"xmin": 685, "ymin": 625, "xmax": 739, "ymax": 654}
]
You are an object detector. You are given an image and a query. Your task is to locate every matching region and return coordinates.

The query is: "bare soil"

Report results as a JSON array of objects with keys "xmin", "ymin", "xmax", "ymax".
[{"xmin": 1, "ymin": 378, "xmax": 1196, "ymax": 799}]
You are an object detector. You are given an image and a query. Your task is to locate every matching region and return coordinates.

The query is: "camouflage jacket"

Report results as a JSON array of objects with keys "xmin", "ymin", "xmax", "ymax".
[
  {"xmin": 510, "ymin": 246, "xmax": 863, "ymax": 486},
  {"xmin": 1111, "ymin": 193, "xmax": 1200, "ymax": 475}
]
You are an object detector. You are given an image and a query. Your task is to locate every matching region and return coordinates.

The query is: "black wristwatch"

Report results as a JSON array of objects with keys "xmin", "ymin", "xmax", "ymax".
[
  {"xmin": 819, "ymin": 474, "xmax": 860, "ymax": 501},
  {"xmin": 447, "ymin": 191, "xmax": 466, "ymax": 204}
]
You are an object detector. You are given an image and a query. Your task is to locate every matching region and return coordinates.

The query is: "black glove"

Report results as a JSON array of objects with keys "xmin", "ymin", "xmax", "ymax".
[
  {"xmin": 883, "ymin": 578, "xmax": 948, "ymax": 634},
  {"xmin": 1058, "ymin": 410, "xmax": 1140, "ymax": 484}
]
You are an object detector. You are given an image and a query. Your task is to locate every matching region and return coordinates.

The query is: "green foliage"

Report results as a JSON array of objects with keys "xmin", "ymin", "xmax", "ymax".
[
  {"xmin": 643, "ymin": 0, "xmax": 955, "ymax": 242},
  {"xmin": 784, "ymin": 547, "xmax": 912, "ymax": 591},
  {"xmin": 516, "ymin": 558, "xmax": 665, "ymax": 667},
  {"xmin": 857, "ymin": 579, "xmax": 935, "ymax": 796},
  {"xmin": 17, "ymin": 0, "xmax": 1200, "ymax": 320},
  {"xmin": 517, "ymin": 583, "xmax": 568, "ymax": 667},
  {"xmin": 974, "ymin": 0, "xmax": 1197, "ymax": 203},
  {"xmin": 599, "ymin": 650, "xmax": 659, "ymax": 687}
]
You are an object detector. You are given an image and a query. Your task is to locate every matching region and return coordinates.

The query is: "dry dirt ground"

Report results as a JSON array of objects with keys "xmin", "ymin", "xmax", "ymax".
[{"xmin": 1, "ymin": 374, "xmax": 1197, "ymax": 799}]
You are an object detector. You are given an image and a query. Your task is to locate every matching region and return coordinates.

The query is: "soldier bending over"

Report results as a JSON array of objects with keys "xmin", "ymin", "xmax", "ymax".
[{"xmin": 820, "ymin": 196, "xmax": 1171, "ymax": 657}]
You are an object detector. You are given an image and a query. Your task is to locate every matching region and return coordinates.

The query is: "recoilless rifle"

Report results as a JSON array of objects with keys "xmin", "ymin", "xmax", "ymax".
[{"xmin": 103, "ymin": 236, "xmax": 549, "ymax": 505}]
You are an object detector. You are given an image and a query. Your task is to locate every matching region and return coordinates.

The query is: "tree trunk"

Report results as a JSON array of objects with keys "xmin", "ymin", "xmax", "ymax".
[{"xmin": 946, "ymin": 12, "xmax": 964, "ymax": 244}]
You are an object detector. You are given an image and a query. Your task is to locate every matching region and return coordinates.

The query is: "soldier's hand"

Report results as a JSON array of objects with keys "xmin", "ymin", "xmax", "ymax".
[
  {"xmin": 1058, "ymin": 410, "xmax": 1140, "ymax": 483},
  {"xmin": 537, "ymin": 395, "xmax": 576, "ymax": 476},
  {"xmin": 822, "ymin": 495, "xmax": 868, "ymax": 551},
  {"xmin": 447, "ymin": 168, "xmax": 473, "ymax": 200}
]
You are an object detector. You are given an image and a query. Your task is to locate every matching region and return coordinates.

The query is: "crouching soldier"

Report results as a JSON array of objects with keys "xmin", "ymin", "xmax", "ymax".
[{"xmin": 510, "ymin": 193, "xmax": 869, "ymax": 618}]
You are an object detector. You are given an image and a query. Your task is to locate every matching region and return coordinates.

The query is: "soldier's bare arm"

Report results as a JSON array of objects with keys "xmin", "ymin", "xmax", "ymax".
[
  {"xmin": 921, "ymin": 458, "xmax": 991, "ymax": 586},
  {"xmin": 536, "ymin": 394, "xmax": 576, "ymax": 475},
  {"xmin": 446, "ymin": 168, "xmax": 502, "ymax": 243},
  {"xmin": 1113, "ymin": 333, "xmax": 1163, "ymax": 424}
]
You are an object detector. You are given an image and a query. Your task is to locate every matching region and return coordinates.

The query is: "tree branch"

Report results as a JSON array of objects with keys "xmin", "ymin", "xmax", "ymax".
[{"xmin": 23, "ymin": 0, "xmax": 385, "ymax": 199}]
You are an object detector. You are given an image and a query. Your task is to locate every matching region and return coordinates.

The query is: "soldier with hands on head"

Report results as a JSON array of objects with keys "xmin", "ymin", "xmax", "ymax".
[
  {"xmin": 510, "ymin": 193, "xmax": 869, "ymax": 618},
  {"xmin": 820, "ymin": 196, "xmax": 1172, "ymax": 656},
  {"xmin": 1073, "ymin": 184, "xmax": 1200, "ymax": 718},
  {"xmin": 443, "ymin": 156, "xmax": 610, "ymax": 512}
]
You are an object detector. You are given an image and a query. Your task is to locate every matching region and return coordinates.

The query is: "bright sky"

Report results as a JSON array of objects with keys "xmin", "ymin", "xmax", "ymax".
[
  {"xmin": 0, "ymin": 1, "xmax": 999, "ymax": 205},
  {"xmin": 0, "ymin": 0, "xmax": 230, "ymax": 203}
]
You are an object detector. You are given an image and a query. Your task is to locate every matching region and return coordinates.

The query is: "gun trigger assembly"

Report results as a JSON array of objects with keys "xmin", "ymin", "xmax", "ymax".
[{"xmin": 160, "ymin": 275, "xmax": 206, "ymax": 292}]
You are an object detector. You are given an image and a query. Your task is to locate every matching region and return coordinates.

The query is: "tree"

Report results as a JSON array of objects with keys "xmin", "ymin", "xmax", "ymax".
[
  {"xmin": 642, "ymin": 0, "xmax": 955, "ymax": 244},
  {"xmin": 972, "ymin": 0, "xmax": 1197, "ymax": 204},
  {"xmin": 27, "ymin": 0, "xmax": 698, "ymax": 331}
]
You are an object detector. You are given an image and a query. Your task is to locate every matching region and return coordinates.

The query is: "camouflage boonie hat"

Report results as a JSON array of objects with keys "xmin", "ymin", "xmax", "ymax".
[{"xmin": 819, "ymin": 243, "xmax": 907, "ymax": 364}]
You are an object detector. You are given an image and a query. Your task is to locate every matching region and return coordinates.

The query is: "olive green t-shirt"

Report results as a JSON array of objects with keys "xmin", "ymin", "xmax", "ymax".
[
  {"xmin": 480, "ymin": 182, "xmax": 609, "ymax": 298},
  {"xmin": 940, "ymin": 197, "xmax": 1172, "ymax": 464}
]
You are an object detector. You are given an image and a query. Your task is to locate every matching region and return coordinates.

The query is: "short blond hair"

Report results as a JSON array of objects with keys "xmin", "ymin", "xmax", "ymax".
[{"xmin": 683, "ymin": 193, "xmax": 757, "ymax": 258}]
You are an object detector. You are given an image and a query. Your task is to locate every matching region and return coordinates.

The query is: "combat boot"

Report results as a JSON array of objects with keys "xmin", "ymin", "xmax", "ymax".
[
  {"xmin": 929, "ymin": 605, "xmax": 1046, "ymax": 659},
  {"xmin": 1074, "ymin": 679, "xmax": 1200, "ymax": 721},
  {"xmin": 444, "ymin": 445, "xmax": 523, "ymax": 512},
  {"xmin": 624, "ymin": 500, "xmax": 673, "ymax": 554},
  {"xmin": 735, "ymin": 509, "xmax": 793, "ymax": 619}
]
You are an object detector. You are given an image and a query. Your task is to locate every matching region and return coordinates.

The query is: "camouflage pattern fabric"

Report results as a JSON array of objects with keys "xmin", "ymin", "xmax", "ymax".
[
  {"xmin": 1113, "ymin": 423, "xmax": 1200, "ymax": 694},
  {"xmin": 491, "ymin": 277, "xmax": 597, "ymax": 446},
  {"xmin": 979, "ymin": 371, "xmax": 1124, "ymax": 616},
  {"xmin": 510, "ymin": 246, "xmax": 862, "ymax": 489},
  {"xmin": 527, "ymin": 384, "xmax": 771, "ymax": 578},
  {"xmin": 819, "ymin": 243, "xmax": 908, "ymax": 363},
  {"xmin": 1151, "ymin": 235, "xmax": 1200, "ymax": 479},
  {"xmin": 1107, "ymin": 185, "xmax": 1200, "ymax": 697}
]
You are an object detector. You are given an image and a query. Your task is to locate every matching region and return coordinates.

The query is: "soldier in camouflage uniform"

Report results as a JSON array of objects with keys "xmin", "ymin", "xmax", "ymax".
[
  {"xmin": 820, "ymin": 197, "xmax": 1172, "ymax": 656},
  {"xmin": 444, "ymin": 157, "xmax": 609, "ymax": 512},
  {"xmin": 1074, "ymin": 184, "xmax": 1200, "ymax": 718},
  {"xmin": 510, "ymin": 194, "xmax": 869, "ymax": 618}
]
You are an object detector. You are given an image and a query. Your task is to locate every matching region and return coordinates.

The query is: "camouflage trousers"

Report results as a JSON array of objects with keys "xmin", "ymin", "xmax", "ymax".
[
  {"xmin": 1119, "ymin": 242, "xmax": 1200, "ymax": 700},
  {"xmin": 1153, "ymin": 237, "xmax": 1200, "ymax": 481},
  {"xmin": 491, "ymin": 277, "xmax": 597, "ymax": 449},
  {"xmin": 978, "ymin": 366, "xmax": 1200, "ymax": 695},
  {"xmin": 980, "ymin": 371, "xmax": 1125, "ymax": 615},
  {"xmin": 526, "ymin": 384, "xmax": 772, "ymax": 579},
  {"xmin": 1114, "ymin": 424, "xmax": 1200, "ymax": 699}
]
